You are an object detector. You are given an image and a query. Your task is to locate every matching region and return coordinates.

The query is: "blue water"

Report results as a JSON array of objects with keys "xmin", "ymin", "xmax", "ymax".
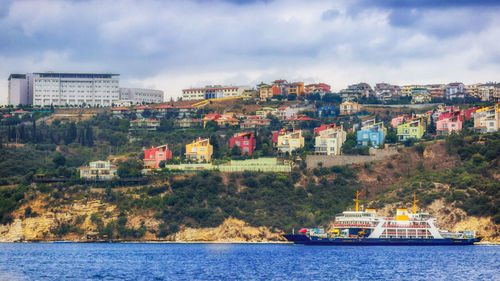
[{"xmin": 0, "ymin": 243, "xmax": 498, "ymax": 280}]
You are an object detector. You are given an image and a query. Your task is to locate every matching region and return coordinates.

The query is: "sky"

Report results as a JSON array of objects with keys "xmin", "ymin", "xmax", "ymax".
[{"xmin": 1, "ymin": 0, "xmax": 499, "ymax": 104}]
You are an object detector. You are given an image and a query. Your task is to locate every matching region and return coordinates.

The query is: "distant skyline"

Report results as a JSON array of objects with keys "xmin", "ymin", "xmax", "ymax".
[{"xmin": 1, "ymin": 0, "xmax": 499, "ymax": 105}]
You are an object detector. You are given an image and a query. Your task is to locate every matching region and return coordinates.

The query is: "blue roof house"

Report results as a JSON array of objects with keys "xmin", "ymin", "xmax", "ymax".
[{"xmin": 356, "ymin": 122, "xmax": 387, "ymax": 147}]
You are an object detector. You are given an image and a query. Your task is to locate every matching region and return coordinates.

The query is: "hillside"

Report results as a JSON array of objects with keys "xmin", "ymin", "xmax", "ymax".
[{"xmin": 0, "ymin": 132, "xmax": 498, "ymax": 242}]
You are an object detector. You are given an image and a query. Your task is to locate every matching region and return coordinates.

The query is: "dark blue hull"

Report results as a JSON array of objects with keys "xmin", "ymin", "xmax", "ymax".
[{"xmin": 283, "ymin": 235, "xmax": 482, "ymax": 245}]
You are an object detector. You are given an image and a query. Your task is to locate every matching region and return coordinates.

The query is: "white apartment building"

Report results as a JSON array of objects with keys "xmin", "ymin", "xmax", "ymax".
[
  {"xmin": 120, "ymin": 88, "xmax": 164, "ymax": 105},
  {"xmin": 30, "ymin": 72, "xmax": 120, "ymax": 107},
  {"xmin": 8, "ymin": 74, "xmax": 31, "ymax": 105},
  {"xmin": 182, "ymin": 85, "xmax": 250, "ymax": 101},
  {"xmin": 314, "ymin": 126, "xmax": 347, "ymax": 156}
]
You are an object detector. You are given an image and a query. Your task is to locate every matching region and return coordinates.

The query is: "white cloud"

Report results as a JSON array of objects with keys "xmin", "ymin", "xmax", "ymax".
[{"xmin": 0, "ymin": 0, "xmax": 499, "ymax": 105}]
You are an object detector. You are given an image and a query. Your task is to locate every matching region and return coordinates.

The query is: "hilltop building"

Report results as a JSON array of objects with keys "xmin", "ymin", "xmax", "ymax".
[
  {"xmin": 78, "ymin": 160, "xmax": 118, "ymax": 180},
  {"xmin": 230, "ymin": 132, "xmax": 256, "ymax": 155},
  {"xmin": 8, "ymin": 72, "xmax": 122, "ymax": 107},
  {"xmin": 143, "ymin": 145, "xmax": 173, "ymax": 169},
  {"xmin": 120, "ymin": 88, "xmax": 164, "ymax": 105},
  {"xmin": 339, "ymin": 101, "xmax": 361, "ymax": 115},
  {"xmin": 357, "ymin": 122, "xmax": 386, "ymax": 147},
  {"xmin": 185, "ymin": 138, "xmax": 213, "ymax": 163},
  {"xmin": 8, "ymin": 74, "xmax": 31, "ymax": 105},
  {"xmin": 445, "ymin": 82, "xmax": 466, "ymax": 100},
  {"xmin": 288, "ymin": 82, "xmax": 305, "ymax": 97},
  {"xmin": 411, "ymin": 88, "xmax": 431, "ymax": 104},
  {"xmin": 305, "ymin": 83, "xmax": 331, "ymax": 96},
  {"xmin": 275, "ymin": 129, "xmax": 304, "ymax": 153},
  {"xmin": 129, "ymin": 118, "xmax": 160, "ymax": 131},
  {"xmin": 473, "ymin": 104, "xmax": 500, "ymax": 133},
  {"xmin": 436, "ymin": 111, "xmax": 463, "ymax": 135},
  {"xmin": 257, "ymin": 83, "xmax": 273, "ymax": 100},
  {"xmin": 397, "ymin": 118, "xmax": 426, "ymax": 141},
  {"xmin": 182, "ymin": 85, "xmax": 250, "ymax": 100},
  {"xmin": 314, "ymin": 125, "xmax": 346, "ymax": 155},
  {"xmin": 32, "ymin": 72, "xmax": 120, "ymax": 107}
]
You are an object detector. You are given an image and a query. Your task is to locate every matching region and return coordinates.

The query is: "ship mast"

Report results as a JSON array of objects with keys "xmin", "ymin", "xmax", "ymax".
[
  {"xmin": 413, "ymin": 192, "xmax": 418, "ymax": 214},
  {"xmin": 354, "ymin": 190, "xmax": 361, "ymax": 212}
]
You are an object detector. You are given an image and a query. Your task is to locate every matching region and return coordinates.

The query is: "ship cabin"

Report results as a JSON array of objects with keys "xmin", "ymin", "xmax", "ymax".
[
  {"xmin": 332, "ymin": 209, "xmax": 378, "ymax": 238},
  {"xmin": 378, "ymin": 209, "xmax": 438, "ymax": 239}
]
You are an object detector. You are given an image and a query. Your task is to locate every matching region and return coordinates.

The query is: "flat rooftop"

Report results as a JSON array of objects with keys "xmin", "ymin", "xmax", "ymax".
[{"xmin": 33, "ymin": 72, "xmax": 119, "ymax": 79}]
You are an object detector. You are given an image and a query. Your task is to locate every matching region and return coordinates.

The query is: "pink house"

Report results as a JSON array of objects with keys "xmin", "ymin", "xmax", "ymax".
[
  {"xmin": 143, "ymin": 145, "xmax": 173, "ymax": 169},
  {"xmin": 391, "ymin": 114, "xmax": 409, "ymax": 128},
  {"xmin": 436, "ymin": 111, "xmax": 463, "ymax": 135},
  {"xmin": 230, "ymin": 132, "xmax": 256, "ymax": 155}
]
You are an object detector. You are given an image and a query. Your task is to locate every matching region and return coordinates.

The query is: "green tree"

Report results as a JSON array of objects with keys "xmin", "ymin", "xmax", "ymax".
[
  {"xmin": 385, "ymin": 130, "xmax": 398, "ymax": 143},
  {"xmin": 341, "ymin": 132, "xmax": 357, "ymax": 154},
  {"xmin": 231, "ymin": 145, "xmax": 241, "ymax": 156},
  {"xmin": 52, "ymin": 154, "xmax": 66, "ymax": 167}
]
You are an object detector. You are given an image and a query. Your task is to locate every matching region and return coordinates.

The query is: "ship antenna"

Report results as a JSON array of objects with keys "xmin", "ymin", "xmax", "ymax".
[
  {"xmin": 413, "ymin": 192, "xmax": 418, "ymax": 214},
  {"xmin": 354, "ymin": 190, "xmax": 361, "ymax": 212}
]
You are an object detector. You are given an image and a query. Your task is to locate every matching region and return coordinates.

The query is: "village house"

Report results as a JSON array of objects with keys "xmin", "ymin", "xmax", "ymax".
[
  {"xmin": 288, "ymin": 82, "xmax": 305, "ymax": 97},
  {"xmin": 110, "ymin": 107, "xmax": 130, "ymax": 119},
  {"xmin": 339, "ymin": 101, "xmax": 361, "ymax": 115},
  {"xmin": 133, "ymin": 105, "xmax": 152, "ymax": 116},
  {"xmin": 285, "ymin": 114, "xmax": 317, "ymax": 126},
  {"xmin": 79, "ymin": 160, "xmax": 118, "ymax": 180},
  {"xmin": 397, "ymin": 118, "xmax": 426, "ymax": 141},
  {"xmin": 11, "ymin": 109, "xmax": 33, "ymax": 118},
  {"xmin": 240, "ymin": 116, "xmax": 271, "ymax": 129},
  {"xmin": 256, "ymin": 107, "xmax": 277, "ymax": 118},
  {"xmin": 129, "ymin": 118, "xmax": 160, "ymax": 131},
  {"xmin": 155, "ymin": 105, "xmax": 176, "ymax": 118},
  {"xmin": 357, "ymin": 121, "xmax": 386, "ymax": 147},
  {"xmin": 436, "ymin": 111, "xmax": 463, "ymax": 135},
  {"xmin": 177, "ymin": 118, "xmax": 202, "ymax": 128},
  {"xmin": 275, "ymin": 129, "xmax": 304, "ymax": 153},
  {"xmin": 258, "ymin": 83, "xmax": 273, "ymax": 100},
  {"xmin": 185, "ymin": 138, "xmax": 213, "ymax": 163},
  {"xmin": 203, "ymin": 113, "xmax": 221, "ymax": 127},
  {"xmin": 241, "ymin": 89, "xmax": 258, "ymax": 100},
  {"xmin": 215, "ymin": 114, "xmax": 240, "ymax": 127},
  {"xmin": 305, "ymin": 83, "xmax": 331, "ymax": 95},
  {"xmin": 314, "ymin": 125, "xmax": 346, "ymax": 156},
  {"xmin": 275, "ymin": 106, "xmax": 299, "ymax": 120},
  {"xmin": 411, "ymin": 88, "xmax": 431, "ymax": 104},
  {"xmin": 391, "ymin": 114, "xmax": 410, "ymax": 128},
  {"xmin": 473, "ymin": 104, "xmax": 500, "ymax": 133},
  {"xmin": 143, "ymin": 144, "xmax": 173, "ymax": 169},
  {"xmin": 177, "ymin": 105, "xmax": 196, "ymax": 119},
  {"xmin": 230, "ymin": 132, "xmax": 256, "ymax": 155}
]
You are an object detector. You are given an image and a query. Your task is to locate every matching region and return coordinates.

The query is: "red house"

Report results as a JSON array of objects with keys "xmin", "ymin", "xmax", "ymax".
[
  {"xmin": 465, "ymin": 107, "xmax": 477, "ymax": 119},
  {"xmin": 314, "ymin": 123, "xmax": 339, "ymax": 135},
  {"xmin": 143, "ymin": 144, "xmax": 173, "ymax": 169},
  {"xmin": 229, "ymin": 132, "xmax": 256, "ymax": 155}
]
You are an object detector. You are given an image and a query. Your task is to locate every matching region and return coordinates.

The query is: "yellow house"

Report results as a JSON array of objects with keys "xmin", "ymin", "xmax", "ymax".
[
  {"xmin": 258, "ymin": 83, "xmax": 273, "ymax": 100},
  {"xmin": 185, "ymin": 138, "xmax": 213, "ymax": 163},
  {"xmin": 339, "ymin": 101, "xmax": 361, "ymax": 115},
  {"xmin": 288, "ymin": 82, "xmax": 305, "ymax": 97},
  {"xmin": 276, "ymin": 130, "xmax": 304, "ymax": 153}
]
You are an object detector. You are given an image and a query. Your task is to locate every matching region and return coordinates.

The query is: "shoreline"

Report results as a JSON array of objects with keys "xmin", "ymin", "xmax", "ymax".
[{"xmin": 2, "ymin": 240, "xmax": 499, "ymax": 245}]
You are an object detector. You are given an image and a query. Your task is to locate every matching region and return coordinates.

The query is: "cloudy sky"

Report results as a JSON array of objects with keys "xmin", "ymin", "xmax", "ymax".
[{"xmin": 1, "ymin": 0, "xmax": 499, "ymax": 104}]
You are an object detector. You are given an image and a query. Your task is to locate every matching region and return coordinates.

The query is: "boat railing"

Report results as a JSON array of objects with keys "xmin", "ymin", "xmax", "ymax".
[
  {"xmin": 332, "ymin": 224, "xmax": 374, "ymax": 228},
  {"xmin": 383, "ymin": 224, "xmax": 430, "ymax": 228}
]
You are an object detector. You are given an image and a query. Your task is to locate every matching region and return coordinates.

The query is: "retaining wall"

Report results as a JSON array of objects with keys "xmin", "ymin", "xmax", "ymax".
[{"xmin": 306, "ymin": 147, "xmax": 398, "ymax": 168}]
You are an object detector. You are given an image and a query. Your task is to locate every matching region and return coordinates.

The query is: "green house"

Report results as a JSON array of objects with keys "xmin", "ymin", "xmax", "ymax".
[{"xmin": 397, "ymin": 118, "xmax": 425, "ymax": 141}]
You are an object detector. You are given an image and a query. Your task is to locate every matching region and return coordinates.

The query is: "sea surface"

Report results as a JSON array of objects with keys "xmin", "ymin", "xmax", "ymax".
[{"xmin": 0, "ymin": 243, "xmax": 498, "ymax": 280}]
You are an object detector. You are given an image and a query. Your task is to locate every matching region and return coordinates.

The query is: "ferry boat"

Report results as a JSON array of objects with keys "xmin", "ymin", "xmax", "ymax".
[{"xmin": 284, "ymin": 191, "xmax": 482, "ymax": 245}]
